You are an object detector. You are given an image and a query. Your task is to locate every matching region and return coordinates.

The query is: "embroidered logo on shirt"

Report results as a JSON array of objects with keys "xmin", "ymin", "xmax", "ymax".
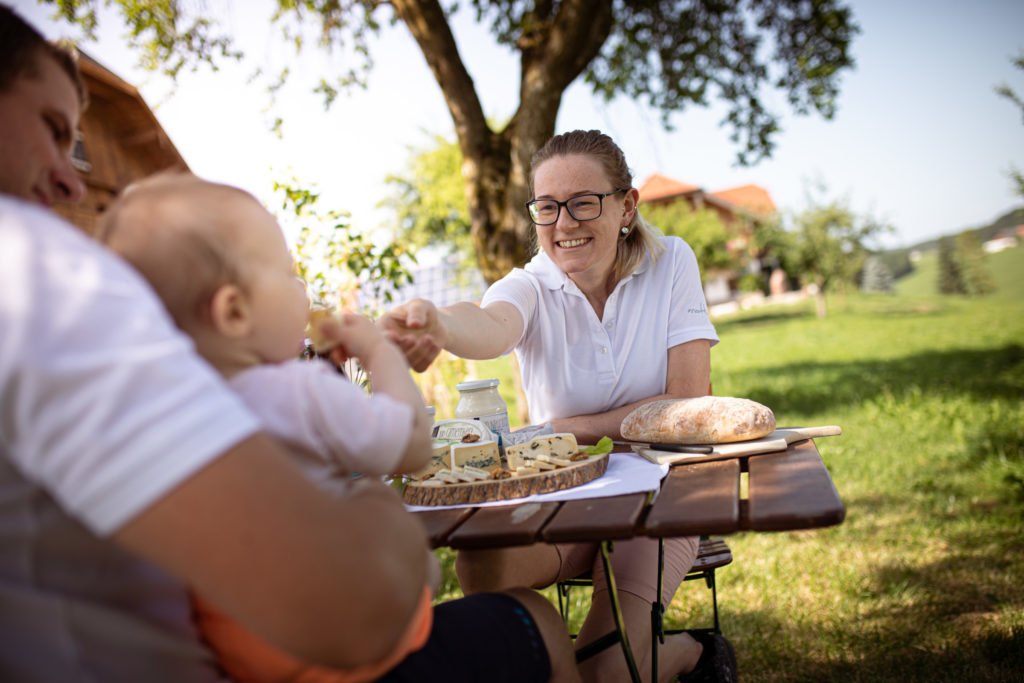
[{"xmin": 687, "ymin": 304, "xmax": 707, "ymax": 314}]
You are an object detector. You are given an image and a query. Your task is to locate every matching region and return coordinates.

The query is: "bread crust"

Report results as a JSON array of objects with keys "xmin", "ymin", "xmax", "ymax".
[
  {"xmin": 621, "ymin": 396, "xmax": 775, "ymax": 444},
  {"xmin": 307, "ymin": 307, "xmax": 338, "ymax": 352}
]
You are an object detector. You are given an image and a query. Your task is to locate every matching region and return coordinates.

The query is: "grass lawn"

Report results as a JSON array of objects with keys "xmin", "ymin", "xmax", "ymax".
[{"xmin": 431, "ymin": 245, "xmax": 1024, "ymax": 682}]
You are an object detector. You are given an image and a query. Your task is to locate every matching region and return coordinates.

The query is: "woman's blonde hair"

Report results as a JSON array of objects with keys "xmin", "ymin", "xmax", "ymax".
[{"xmin": 529, "ymin": 129, "xmax": 664, "ymax": 284}]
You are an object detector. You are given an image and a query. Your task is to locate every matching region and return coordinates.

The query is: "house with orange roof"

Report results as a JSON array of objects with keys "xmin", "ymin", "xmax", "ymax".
[
  {"xmin": 638, "ymin": 173, "xmax": 776, "ymax": 235},
  {"xmin": 637, "ymin": 173, "xmax": 781, "ymax": 303}
]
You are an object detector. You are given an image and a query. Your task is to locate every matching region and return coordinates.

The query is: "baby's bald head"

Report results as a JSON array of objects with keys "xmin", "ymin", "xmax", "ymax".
[{"xmin": 99, "ymin": 172, "xmax": 270, "ymax": 331}]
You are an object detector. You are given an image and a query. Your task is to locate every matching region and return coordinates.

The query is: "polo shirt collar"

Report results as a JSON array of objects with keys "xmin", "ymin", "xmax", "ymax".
[{"xmin": 523, "ymin": 247, "xmax": 653, "ymax": 291}]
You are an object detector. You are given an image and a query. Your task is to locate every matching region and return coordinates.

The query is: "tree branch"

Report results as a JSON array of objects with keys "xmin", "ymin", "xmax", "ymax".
[{"xmin": 390, "ymin": 0, "xmax": 491, "ymax": 160}]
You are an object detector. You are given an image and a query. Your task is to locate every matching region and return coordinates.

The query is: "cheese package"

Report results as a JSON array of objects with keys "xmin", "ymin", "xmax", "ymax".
[
  {"xmin": 505, "ymin": 433, "xmax": 579, "ymax": 469},
  {"xmin": 433, "ymin": 419, "xmax": 494, "ymax": 443},
  {"xmin": 449, "ymin": 440, "xmax": 501, "ymax": 471},
  {"xmin": 409, "ymin": 440, "xmax": 452, "ymax": 481}
]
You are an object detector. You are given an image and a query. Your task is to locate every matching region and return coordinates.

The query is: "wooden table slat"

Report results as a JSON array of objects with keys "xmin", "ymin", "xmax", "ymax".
[
  {"xmin": 446, "ymin": 502, "xmax": 561, "ymax": 549},
  {"xmin": 541, "ymin": 493, "xmax": 649, "ymax": 544},
  {"xmin": 414, "ymin": 508, "xmax": 474, "ymax": 549},
  {"xmin": 746, "ymin": 439, "xmax": 845, "ymax": 531},
  {"xmin": 643, "ymin": 459, "xmax": 741, "ymax": 536}
]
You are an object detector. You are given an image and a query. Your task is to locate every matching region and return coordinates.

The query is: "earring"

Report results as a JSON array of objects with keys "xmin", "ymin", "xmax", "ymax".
[{"xmin": 620, "ymin": 226, "xmax": 629, "ymax": 235}]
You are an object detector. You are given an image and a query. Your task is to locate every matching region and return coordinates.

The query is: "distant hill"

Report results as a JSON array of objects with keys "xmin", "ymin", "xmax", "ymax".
[
  {"xmin": 879, "ymin": 206, "xmax": 1023, "ymax": 280},
  {"xmin": 905, "ymin": 206, "xmax": 1024, "ymax": 253}
]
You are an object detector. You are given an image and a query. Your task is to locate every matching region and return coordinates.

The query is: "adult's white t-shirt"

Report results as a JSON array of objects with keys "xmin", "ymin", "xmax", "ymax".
[
  {"xmin": 0, "ymin": 197, "xmax": 260, "ymax": 681},
  {"xmin": 481, "ymin": 236, "xmax": 719, "ymax": 423}
]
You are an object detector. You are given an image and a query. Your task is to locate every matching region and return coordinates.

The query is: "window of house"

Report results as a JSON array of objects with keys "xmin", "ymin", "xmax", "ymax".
[{"xmin": 71, "ymin": 132, "xmax": 92, "ymax": 173}]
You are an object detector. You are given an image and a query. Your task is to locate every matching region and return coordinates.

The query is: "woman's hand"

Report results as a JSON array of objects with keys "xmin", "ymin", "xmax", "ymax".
[{"xmin": 377, "ymin": 299, "xmax": 448, "ymax": 372}]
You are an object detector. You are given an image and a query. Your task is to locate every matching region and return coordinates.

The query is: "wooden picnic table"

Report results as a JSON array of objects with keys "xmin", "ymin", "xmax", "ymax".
[
  {"xmin": 410, "ymin": 436, "xmax": 844, "ymax": 683},
  {"xmin": 412, "ymin": 437, "xmax": 845, "ymax": 550}
]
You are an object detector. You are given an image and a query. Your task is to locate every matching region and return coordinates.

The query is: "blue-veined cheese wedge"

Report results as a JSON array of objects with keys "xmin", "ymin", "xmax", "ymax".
[
  {"xmin": 449, "ymin": 440, "xmax": 501, "ymax": 471},
  {"xmin": 410, "ymin": 439, "xmax": 453, "ymax": 481}
]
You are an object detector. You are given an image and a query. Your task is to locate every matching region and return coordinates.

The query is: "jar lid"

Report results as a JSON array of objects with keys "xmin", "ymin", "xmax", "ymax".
[{"xmin": 456, "ymin": 378, "xmax": 500, "ymax": 392}]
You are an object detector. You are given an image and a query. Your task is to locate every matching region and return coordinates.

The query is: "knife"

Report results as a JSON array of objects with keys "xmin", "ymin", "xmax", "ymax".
[{"xmin": 613, "ymin": 440, "xmax": 714, "ymax": 454}]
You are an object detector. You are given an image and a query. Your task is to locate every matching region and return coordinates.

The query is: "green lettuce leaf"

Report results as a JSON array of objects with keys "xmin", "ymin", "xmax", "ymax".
[{"xmin": 582, "ymin": 436, "xmax": 614, "ymax": 456}]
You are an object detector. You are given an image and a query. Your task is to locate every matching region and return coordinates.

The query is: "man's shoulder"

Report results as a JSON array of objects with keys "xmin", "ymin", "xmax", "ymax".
[
  {"xmin": 0, "ymin": 194, "xmax": 76, "ymax": 232},
  {"xmin": 0, "ymin": 195, "xmax": 108, "ymax": 264}
]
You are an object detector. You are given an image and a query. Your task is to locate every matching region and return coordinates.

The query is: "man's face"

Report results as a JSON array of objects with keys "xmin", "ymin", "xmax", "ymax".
[{"xmin": 0, "ymin": 52, "xmax": 84, "ymax": 206}]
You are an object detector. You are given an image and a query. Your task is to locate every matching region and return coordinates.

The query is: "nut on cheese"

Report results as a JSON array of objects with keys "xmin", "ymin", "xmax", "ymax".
[{"xmin": 450, "ymin": 440, "xmax": 501, "ymax": 471}]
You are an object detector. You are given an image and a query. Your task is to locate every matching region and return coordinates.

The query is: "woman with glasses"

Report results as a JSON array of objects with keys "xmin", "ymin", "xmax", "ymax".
[{"xmin": 380, "ymin": 129, "xmax": 731, "ymax": 683}]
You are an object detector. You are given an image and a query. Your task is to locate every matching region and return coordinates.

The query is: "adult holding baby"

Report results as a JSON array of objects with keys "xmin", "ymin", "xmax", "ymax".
[
  {"xmin": 380, "ymin": 130, "xmax": 734, "ymax": 682},
  {"xmin": 0, "ymin": 6, "xmax": 580, "ymax": 682}
]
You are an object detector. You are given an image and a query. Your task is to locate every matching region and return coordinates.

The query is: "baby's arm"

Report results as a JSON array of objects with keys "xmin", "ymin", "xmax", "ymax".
[{"xmin": 318, "ymin": 313, "xmax": 432, "ymax": 474}]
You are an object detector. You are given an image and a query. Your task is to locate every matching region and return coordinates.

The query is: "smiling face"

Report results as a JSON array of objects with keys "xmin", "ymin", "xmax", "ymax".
[
  {"xmin": 532, "ymin": 154, "xmax": 636, "ymax": 288},
  {"xmin": 0, "ymin": 51, "xmax": 84, "ymax": 207}
]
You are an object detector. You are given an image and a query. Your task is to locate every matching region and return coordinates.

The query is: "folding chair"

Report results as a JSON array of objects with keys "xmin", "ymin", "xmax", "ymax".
[{"xmin": 555, "ymin": 535, "xmax": 733, "ymax": 683}]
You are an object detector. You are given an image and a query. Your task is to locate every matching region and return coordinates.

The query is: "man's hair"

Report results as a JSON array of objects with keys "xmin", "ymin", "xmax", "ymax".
[
  {"xmin": 530, "ymin": 129, "xmax": 664, "ymax": 282},
  {"xmin": 0, "ymin": 4, "xmax": 88, "ymax": 105}
]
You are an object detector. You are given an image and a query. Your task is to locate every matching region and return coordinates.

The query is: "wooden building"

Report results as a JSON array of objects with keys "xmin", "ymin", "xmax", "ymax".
[
  {"xmin": 638, "ymin": 173, "xmax": 781, "ymax": 303},
  {"xmin": 52, "ymin": 51, "xmax": 188, "ymax": 236}
]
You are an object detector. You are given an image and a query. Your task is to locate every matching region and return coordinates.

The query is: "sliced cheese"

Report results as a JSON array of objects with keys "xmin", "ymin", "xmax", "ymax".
[
  {"xmin": 462, "ymin": 465, "xmax": 493, "ymax": 480},
  {"xmin": 451, "ymin": 468, "xmax": 477, "ymax": 483},
  {"xmin": 433, "ymin": 470, "xmax": 460, "ymax": 484},
  {"xmin": 508, "ymin": 432, "xmax": 579, "ymax": 468}
]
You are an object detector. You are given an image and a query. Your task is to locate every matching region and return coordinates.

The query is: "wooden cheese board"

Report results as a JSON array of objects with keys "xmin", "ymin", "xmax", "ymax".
[{"xmin": 402, "ymin": 452, "xmax": 610, "ymax": 506}]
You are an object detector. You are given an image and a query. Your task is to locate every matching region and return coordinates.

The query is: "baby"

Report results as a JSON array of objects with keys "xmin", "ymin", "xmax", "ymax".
[{"xmin": 99, "ymin": 172, "xmax": 435, "ymax": 683}]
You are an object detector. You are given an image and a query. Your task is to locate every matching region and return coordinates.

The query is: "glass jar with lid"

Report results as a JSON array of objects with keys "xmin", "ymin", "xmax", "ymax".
[{"xmin": 455, "ymin": 379, "xmax": 510, "ymax": 435}]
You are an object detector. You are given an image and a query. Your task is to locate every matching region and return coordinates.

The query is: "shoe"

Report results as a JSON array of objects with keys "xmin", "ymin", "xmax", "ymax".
[{"xmin": 677, "ymin": 631, "xmax": 738, "ymax": 683}]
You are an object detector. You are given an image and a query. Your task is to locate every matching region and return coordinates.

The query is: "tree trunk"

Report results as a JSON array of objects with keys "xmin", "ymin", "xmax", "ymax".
[
  {"xmin": 393, "ymin": 0, "xmax": 614, "ymax": 284},
  {"xmin": 814, "ymin": 277, "xmax": 828, "ymax": 318}
]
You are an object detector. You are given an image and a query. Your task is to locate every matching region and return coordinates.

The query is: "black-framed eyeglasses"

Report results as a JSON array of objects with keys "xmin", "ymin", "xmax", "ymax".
[{"xmin": 525, "ymin": 188, "xmax": 628, "ymax": 226}]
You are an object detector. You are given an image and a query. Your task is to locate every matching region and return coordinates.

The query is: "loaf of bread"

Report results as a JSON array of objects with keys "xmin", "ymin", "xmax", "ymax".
[{"xmin": 620, "ymin": 396, "xmax": 775, "ymax": 444}]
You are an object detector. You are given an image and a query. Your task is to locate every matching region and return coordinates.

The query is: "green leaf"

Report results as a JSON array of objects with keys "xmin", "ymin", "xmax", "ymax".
[{"xmin": 582, "ymin": 436, "xmax": 614, "ymax": 456}]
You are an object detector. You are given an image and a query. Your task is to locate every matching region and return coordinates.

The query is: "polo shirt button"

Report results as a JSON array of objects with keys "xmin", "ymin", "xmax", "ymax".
[
  {"xmin": 605, "ymin": 321, "xmax": 613, "ymax": 328},
  {"xmin": 600, "ymin": 346, "xmax": 608, "ymax": 354}
]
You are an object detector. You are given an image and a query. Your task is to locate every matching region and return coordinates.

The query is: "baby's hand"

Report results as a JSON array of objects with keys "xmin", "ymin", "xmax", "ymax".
[{"xmin": 317, "ymin": 313, "xmax": 388, "ymax": 366}]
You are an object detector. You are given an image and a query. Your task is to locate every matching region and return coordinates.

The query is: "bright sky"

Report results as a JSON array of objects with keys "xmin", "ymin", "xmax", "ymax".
[{"xmin": 19, "ymin": 0, "xmax": 1024, "ymax": 250}]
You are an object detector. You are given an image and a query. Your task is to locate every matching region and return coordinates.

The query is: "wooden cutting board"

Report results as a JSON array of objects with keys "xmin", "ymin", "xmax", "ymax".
[
  {"xmin": 634, "ymin": 425, "xmax": 842, "ymax": 465},
  {"xmin": 403, "ymin": 453, "xmax": 609, "ymax": 506}
]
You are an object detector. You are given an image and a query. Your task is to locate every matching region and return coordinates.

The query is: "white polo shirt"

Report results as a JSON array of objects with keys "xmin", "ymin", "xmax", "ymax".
[
  {"xmin": 1, "ymin": 196, "xmax": 258, "ymax": 681},
  {"xmin": 481, "ymin": 236, "xmax": 718, "ymax": 423}
]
